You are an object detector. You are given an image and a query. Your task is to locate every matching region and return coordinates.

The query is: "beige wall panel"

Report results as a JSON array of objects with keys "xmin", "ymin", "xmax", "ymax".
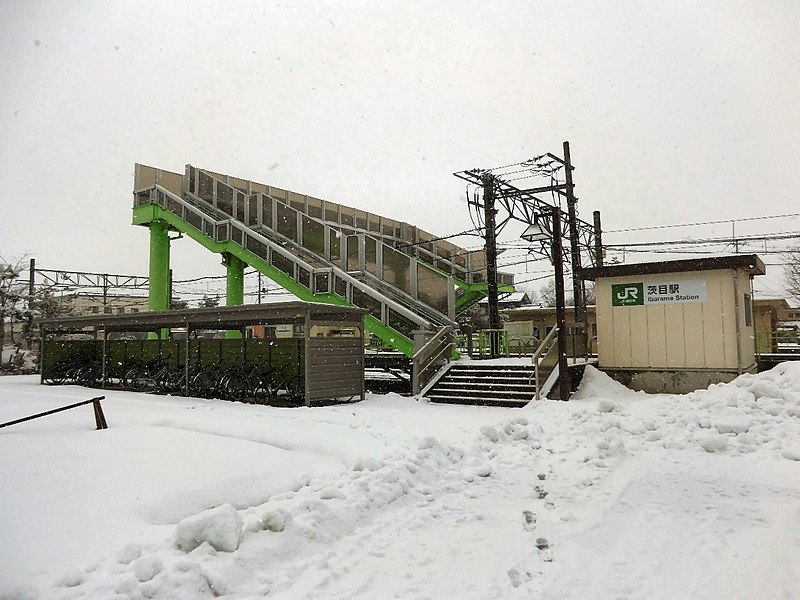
[
  {"xmin": 718, "ymin": 274, "xmax": 739, "ymax": 367},
  {"xmin": 158, "ymin": 171, "xmax": 183, "ymax": 196},
  {"xmin": 134, "ymin": 164, "xmax": 157, "ymax": 190},
  {"xmin": 645, "ymin": 304, "xmax": 667, "ymax": 367},
  {"xmin": 736, "ymin": 272, "xmax": 756, "ymax": 368},
  {"xmin": 596, "ymin": 280, "xmax": 614, "ymax": 367},
  {"xmin": 611, "ymin": 307, "xmax": 632, "ymax": 367},
  {"xmin": 682, "ymin": 302, "xmax": 705, "ymax": 368},
  {"xmin": 628, "ymin": 306, "xmax": 649, "ymax": 368},
  {"xmin": 702, "ymin": 273, "xmax": 727, "ymax": 368},
  {"xmin": 228, "ymin": 176, "xmax": 248, "ymax": 191},
  {"xmin": 664, "ymin": 303, "xmax": 686, "ymax": 368}
]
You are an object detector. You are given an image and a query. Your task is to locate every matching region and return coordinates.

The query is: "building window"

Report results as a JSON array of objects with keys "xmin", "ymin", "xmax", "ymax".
[
  {"xmin": 104, "ymin": 307, "xmax": 112, "ymax": 314},
  {"xmin": 131, "ymin": 308, "xmax": 139, "ymax": 314},
  {"xmin": 117, "ymin": 308, "xmax": 125, "ymax": 314},
  {"xmin": 744, "ymin": 294, "xmax": 752, "ymax": 327},
  {"xmin": 91, "ymin": 306, "xmax": 99, "ymax": 314}
]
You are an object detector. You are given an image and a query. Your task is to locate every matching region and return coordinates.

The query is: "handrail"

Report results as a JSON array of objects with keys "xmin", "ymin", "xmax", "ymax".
[
  {"xmin": 357, "ymin": 270, "xmax": 458, "ymax": 327},
  {"xmin": 0, "ymin": 396, "xmax": 108, "ymax": 430},
  {"xmin": 412, "ymin": 326, "xmax": 454, "ymax": 395},
  {"xmin": 531, "ymin": 326, "xmax": 559, "ymax": 400},
  {"xmin": 186, "ymin": 164, "xmax": 511, "ymax": 284},
  {"xmin": 145, "ymin": 185, "xmax": 436, "ymax": 332}
]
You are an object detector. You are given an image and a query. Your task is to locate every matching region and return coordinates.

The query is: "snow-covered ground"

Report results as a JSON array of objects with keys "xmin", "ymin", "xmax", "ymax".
[{"xmin": 1, "ymin": 364, "xmax": 799, "ymax": 599}]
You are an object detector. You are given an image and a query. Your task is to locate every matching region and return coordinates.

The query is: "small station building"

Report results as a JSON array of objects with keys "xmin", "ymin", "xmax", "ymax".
[{"xmin": 579, "ymin": 254, "xmax": 765, "ymax": 393}]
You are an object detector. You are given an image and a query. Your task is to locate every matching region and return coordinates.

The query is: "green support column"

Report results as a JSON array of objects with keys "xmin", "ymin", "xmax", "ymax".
[
  {"xmin": 148, "ymin": 220, "xmax": 171, "ymax": 339},
  {"xmin": 224, "ymin": 253, "xmax": 245, "ymax": 339}
]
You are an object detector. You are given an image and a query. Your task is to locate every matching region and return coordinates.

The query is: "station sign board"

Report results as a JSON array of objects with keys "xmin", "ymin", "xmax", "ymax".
[{"xmin": 612, "ymin": 280, "xmax": 707, "ymax": 307}]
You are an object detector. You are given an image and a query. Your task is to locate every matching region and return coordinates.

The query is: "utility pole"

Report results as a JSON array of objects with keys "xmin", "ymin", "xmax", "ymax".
[
  {"xmin": 482, "ymin": 173, "xmax": 502, "ymax": 335},
  {"xmin": 563, "ymin": 141, "xmax": 585, "ymax": 355},
  {"xmin": 551, "ymin": 205, "xmax": 570, "ymax": 401},
  {"xmin": 593, "ymin": 211, "xmax": 604, "ymax": 267},
  {"xmin": 27, "ymin": 258, "xmax": 35, "ymax": 347}
]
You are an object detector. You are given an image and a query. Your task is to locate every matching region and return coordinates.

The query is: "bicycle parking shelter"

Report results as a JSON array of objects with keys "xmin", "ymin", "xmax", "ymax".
[{"xmin": 40, "ymin": 302, "xmax": 368, "ymax": 405}]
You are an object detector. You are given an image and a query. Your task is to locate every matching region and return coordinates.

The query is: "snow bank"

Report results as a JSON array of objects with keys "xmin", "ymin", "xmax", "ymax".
[
  {"xmin": 175, "ymin": 504, "xmax": 242, "ymax": 553},
  {"xmin": 571, "ymin": 365, "xmax": 646, "ymax": 400},
  {"xmin": 1, "ymin": 362, "xmax": 799, "ymax": 599}
]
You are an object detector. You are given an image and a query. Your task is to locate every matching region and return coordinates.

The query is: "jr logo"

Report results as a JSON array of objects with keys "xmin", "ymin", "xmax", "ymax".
[{"xmin": 611, "ymin": 283, "xmax": 644, "ymax": 306}]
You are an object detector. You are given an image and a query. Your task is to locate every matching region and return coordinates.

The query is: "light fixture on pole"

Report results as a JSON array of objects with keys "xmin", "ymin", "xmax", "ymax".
[
  {"xmin": 520, "ymin": 215, "xmax": 550, "ymax": 243},
  {"xmin": 521, "ymin": 206, "xmax": 570, "ymax": 401}
]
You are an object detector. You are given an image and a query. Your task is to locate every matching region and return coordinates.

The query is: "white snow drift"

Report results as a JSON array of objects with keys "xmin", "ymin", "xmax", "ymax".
[{"xmin": 0, "ymin": 362, "xmax": 799, "ymax": 599}]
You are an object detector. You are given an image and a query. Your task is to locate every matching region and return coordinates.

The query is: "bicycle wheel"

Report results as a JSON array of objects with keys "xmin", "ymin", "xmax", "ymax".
[
  {"xmin": 220, "ymin": 373, "xmax": 246, "ymax": 401},
  {"xmin": 252, "ymin": 375, "xmax": 274, "ymax": 404},
  {"xmin": 127, "ymin": 368, "xmax": 150, "ymax": 392},
  {"xmin": 75, "ymin": 365, "xmax": 98, "ymax": 387}
]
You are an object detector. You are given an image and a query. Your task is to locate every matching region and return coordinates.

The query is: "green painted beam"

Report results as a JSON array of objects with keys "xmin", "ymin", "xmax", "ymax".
[
  {"xmin": 224, "ymin": 253, "xmax": 245, "ymax": 339},
  {"xmin": 148, "ymin": 220, "xmax": 171, "ymax": 339},
  {"xmin": 453, "ymin": 282, "xmax": 515, "ymax": 314},
  {"xmin": 133, "ymin": 204, "xmax": 418, "ymax": 356}
]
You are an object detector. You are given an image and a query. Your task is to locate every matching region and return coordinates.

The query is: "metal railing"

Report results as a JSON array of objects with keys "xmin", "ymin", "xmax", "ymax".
[
  {"xmin": 137, "ymin": 185, "xmax": 434, "ymax": 336},
  {"xmin": 508, "ymin": 335, "xmax": 540, "ymax": 357},
  {"xmin": 531, "ymin": 326, "xmax": 559, "ymax": 401},
  {"xmin": 412, "ymin": 326, "xmax": 454, "ymax": 395},
  {"xmin": 476, "ymin": 329, "xmax": 510, "ymax": 358},
  {"xmin": 0, "ymin": 396, "xmax": 108, "ymax": 430}
]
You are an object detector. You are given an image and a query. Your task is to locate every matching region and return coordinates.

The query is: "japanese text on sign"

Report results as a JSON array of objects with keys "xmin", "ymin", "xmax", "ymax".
[{"xmin": 612, "ymin": 280, "xmax": 707, "ymax": 306}]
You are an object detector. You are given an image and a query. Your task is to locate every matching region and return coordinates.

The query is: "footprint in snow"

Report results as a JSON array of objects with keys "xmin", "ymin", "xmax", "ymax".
[
  {"xmin": 522, "ymin": 510, "xmax": 537, "ymax": 531},
  {"xmin": 536, "ymin": 538, "xmax": 553, "ymax": 562}
]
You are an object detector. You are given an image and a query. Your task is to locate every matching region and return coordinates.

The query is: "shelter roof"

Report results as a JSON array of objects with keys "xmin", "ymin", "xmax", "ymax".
[{"xmin": 40, "ymin": 301, "xmax": 368, "ymax": 333}]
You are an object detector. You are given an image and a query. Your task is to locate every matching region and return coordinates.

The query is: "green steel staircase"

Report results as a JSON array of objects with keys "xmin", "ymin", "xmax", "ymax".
[{"xmin": 132, "ymin": 164, "xmax": 514, "ymax": 356}]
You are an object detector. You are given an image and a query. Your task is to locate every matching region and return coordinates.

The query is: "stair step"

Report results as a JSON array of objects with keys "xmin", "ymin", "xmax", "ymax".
[
  {"xmin": 446, "ymin": 371, "xmax": 534, "ymax": 378},
  {"xmin": 448, "ymin": 365, "xmax": 534, "ymax": 371},
  {"xmin": 444, "ymin": 374, "xmax": 532, "ymax": 383},
  {"xmin": 427, "ymin": 387, "xmax": 534, "ymax": 398},
  {"xmin": 426, "ymin": 394, "xmax": 530, "ymax": 407},
  {"xmin": 433, "ymin": 383, "xmax": 535, "ymax": 393}
]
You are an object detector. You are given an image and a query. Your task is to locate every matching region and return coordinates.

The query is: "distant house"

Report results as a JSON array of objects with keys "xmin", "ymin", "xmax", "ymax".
[
  {"xmin": 504, "ymin": 304, "xmax": 598, "ymax": 355},
  {"xmin": 755, "ymin": 297, "xmax": 800, "ymax": 352},
  {"xmin": 466, "ymin": 292, "xmax": 534, "ymax": 328},
  {"xmin": 58, "ymin": 293, "xmax": 150, "ymax": 316}
]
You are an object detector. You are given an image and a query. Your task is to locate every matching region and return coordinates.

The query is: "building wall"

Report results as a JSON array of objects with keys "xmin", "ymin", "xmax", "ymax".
[
  {"xmin": 62, "ymin": 294, "xmax": 150, "ymax": 316},
  {"xmin": 753, "ymin": 299, "xmax": 786, "ymax": 353},
  {"xmin": 503, "ymin": 306, "xmax": 599, "ymax": 354},
  {"xmin": 595, "ymin": 268, "xmax": 755, "ymax": 371}
]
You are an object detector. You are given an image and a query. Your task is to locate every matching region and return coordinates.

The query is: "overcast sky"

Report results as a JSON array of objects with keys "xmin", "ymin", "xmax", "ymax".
[{"xmin": 1, "ymin": 1, "xmax": 798, "ymax": 298}]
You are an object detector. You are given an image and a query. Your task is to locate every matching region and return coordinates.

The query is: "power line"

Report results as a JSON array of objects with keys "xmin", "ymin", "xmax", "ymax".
[{"xmin": 605, "ymin": 213, "xmax": 800, "ymax": 234}]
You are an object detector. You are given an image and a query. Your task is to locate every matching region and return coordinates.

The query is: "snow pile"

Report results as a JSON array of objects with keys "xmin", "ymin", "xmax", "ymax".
[
  {"xmin": 174, "ymin": 504, "xmax": 243, "ymax": 553},
  {"xmin": 571, "ymin": 364, "xmax": 647, "ymax": 400},
  {"xmin": 1, "ymin": 362, "xmax": 799, "ymax": 599},
  {"xmin": 0, "ymin": 344, "xmax": 37, "ymax": 373}
]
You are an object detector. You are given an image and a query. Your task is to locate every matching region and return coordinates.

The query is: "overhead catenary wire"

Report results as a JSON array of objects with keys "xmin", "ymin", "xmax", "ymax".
[{"xmin": 605, "ymin": 212, "xmax": 800, "ymax": 234}]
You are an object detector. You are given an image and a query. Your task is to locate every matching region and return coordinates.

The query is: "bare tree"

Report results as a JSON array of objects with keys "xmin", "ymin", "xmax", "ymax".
[
  {"xmin": 584, "ymin": 282, "xmax": 596, "ymax": 306},
  {"xmin": 539, "ymin": 279, "xmax": 557, "ymax": 307},
  {"xmin": 199, "ymin": 294, "xmax": 221, "ymax": 308},
  {"xmin": 0, "ymin": 256, "xmax": 29, "ymax": 355},
  {"xmin": 786, "ymin": 244, "xmax": 800, "ymax": 302}
]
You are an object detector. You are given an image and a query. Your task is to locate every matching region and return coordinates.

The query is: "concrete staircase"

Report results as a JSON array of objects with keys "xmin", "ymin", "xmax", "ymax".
[{"xmin": 424, "ymin": 363, "xmax": 539, "ymax": 407}]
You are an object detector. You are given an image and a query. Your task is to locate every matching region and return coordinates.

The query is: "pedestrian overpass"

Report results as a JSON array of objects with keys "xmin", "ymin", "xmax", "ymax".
[{"xmin": 132, "ymin": 164, "xmax": 514, "ymax": 356}]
